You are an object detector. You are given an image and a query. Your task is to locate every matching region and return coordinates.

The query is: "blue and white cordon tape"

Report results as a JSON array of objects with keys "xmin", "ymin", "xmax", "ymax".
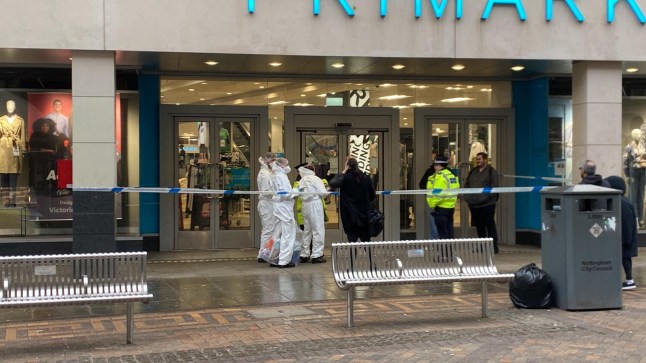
[{"xmin": 70, "ymin": 185, "xmax": 558, "ymax": 196}]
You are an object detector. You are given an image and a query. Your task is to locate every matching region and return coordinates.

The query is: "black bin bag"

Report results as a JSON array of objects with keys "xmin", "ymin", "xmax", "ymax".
[{"xmin": 509, "ymin": 263, "xmax": 553, "ymax": 309}]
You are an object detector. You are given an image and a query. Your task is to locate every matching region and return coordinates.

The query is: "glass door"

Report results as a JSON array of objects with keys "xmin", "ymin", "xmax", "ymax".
[
  {"xmin": 428, "ymin": 119, "xmax": 499, "ymax": 238},
  {"xmin": 300, "ymin": 130, "xmax": 384, "ymax": 242},
  {"xmin": 175, "ymin": 117, "xmax": 254, "ymax": 249}
]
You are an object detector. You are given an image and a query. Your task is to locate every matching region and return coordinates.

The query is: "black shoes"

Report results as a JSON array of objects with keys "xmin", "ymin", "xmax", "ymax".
[
  {"xmin": 311, "ymin": 256, "xmax": 327, "ymax": 264},
  {"xmin": 257, "ymin": 258, "xmax": 265, "ymax": 263},
  {"xmin": 299, "ymin": 257, "xmax": 310, "ymax": 264}
]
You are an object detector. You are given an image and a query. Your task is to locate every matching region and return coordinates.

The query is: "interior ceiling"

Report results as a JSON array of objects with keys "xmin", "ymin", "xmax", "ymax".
[{"xmin": 3, "ymin": 49, "xmax": 646, "ymax": 126}]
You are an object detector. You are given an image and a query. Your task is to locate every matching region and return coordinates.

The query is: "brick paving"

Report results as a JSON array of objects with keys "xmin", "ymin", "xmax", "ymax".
[{"xmin": 2, "ymin": 287, "xmax": 646, "ymax": 362}]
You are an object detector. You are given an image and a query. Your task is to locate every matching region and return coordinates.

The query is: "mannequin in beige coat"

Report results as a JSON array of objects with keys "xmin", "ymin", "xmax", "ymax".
[{"xmin": 0, "ymin": 100, "xmax": 25, "ymax": 207}]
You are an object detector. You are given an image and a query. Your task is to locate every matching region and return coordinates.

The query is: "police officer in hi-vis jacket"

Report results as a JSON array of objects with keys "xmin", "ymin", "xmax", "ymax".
[{"xmin": 425, "ymin": 155, "xmax": 460, "ymax": 239}]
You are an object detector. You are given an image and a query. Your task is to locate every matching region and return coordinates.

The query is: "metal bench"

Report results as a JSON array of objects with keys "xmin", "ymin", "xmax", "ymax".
[
  {"xmin": 331, "ymin": 238, "xmax": 514, "ymax": 327},
  {"xmin": 0, "ymin": 252, "xmax": 153, "ymax": 343}
]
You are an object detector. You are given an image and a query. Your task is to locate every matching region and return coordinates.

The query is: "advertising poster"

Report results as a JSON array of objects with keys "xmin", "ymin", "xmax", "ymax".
[{"xmin": 26, "ymin": 93, "xmax": 73, "ymax": 220}]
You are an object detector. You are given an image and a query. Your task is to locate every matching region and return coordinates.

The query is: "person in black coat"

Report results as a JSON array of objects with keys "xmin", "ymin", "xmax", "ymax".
[
  {"xmin": 605, "ymin": 175, "xmax": 638, "ymax": 290},
  {"xmin": 329, "ymin": 156, "xmax": 376, "ymax": 242}
]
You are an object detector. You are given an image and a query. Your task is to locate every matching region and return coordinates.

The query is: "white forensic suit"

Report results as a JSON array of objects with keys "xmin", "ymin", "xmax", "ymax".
[
  {"xmin": 297, "ymin": 166, "xmax": 329, "ymax": 259},
  {"xmin": 271, "ymin": 161, "xmax": 296, "ymax": 266},
  {"xmin": 256, "ymin": 157, "xmax": 275, "ymax": 259}
]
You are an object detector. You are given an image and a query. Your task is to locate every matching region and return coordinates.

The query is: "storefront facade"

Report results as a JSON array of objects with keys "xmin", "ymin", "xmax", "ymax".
[{"xmin": 1, "ymin": 0, "xmax": 645, "ymax": 251}]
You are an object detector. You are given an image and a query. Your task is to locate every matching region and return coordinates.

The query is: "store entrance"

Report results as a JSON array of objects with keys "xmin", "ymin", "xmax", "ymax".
[
  {"xmin": 284, "ymin": 107, "xmax": 400, "ymax": 243},
  {"xmin": 414, "ymin": 108, "xmax": 515, "ymax": 243},
  {"xmin": 159, "ymin": 106, "xmax": 269, "ymax": 251}
]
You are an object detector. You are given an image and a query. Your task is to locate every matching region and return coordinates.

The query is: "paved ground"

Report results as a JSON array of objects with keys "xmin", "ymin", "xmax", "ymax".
[{"xmin": 1, "ymin": 246, "xmax": 645, "ymax": 362}]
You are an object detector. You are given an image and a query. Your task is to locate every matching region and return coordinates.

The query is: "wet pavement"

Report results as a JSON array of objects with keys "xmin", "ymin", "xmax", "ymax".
[{"xmin": 1, "ymin": 245, "xmax": 646, "ymax": 362}]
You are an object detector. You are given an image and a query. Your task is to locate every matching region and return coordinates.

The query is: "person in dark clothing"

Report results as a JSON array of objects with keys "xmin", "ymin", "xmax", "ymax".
[
  {"xmin": 28, "ymin": 118, "xmax": 60, "ymax": 194},
  {"xmin": 29, "ymin": 118, "xmax": 59, "ymax": 152},
  {"xmin": 579, "ymin": 159, "xmax": 611, "ymax": 187},
  {"xmin": 605, "ymin": 175, "xmax": 638, "ymax": 290},
  {"xmin": 329, "ymin": 156, "xmax": 376, "ymax": 242},
  {"xmin": 464, "ymin": 152, "xmax": 500, "ymax": 253}
]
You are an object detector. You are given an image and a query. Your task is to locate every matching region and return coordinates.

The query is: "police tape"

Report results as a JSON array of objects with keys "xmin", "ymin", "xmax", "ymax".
[{"xmin": 70, "ymin": 185, "xmax": 559, "ymax": 196}]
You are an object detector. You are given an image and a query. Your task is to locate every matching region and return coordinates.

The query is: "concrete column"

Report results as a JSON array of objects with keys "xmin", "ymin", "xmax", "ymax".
[
  {"xmin": 71, "ymin": 51, "xmax": 117, "ymax": 252},
  {"xmin": 572, "ymin": 61, "xmax": 623, "ymax": 181}
]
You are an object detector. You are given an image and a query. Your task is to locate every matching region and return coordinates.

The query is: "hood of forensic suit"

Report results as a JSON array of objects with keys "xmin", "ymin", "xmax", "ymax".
[
  {"xmin": 258, "ymin": 156, "xmax": 271, "ymax": 171},
  {"xmin": 271, "ymin": 161, "xmax": 291, "ymax": 174},
  {"xmin": 298, "ymin": 166, "xmax": 315, "ymax": 178}
]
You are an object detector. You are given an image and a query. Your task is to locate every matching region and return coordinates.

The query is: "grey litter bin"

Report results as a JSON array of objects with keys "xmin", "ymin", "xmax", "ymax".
[{"xmin": 540, "ymin": 184, "xmax": 622, "ymax": 310}]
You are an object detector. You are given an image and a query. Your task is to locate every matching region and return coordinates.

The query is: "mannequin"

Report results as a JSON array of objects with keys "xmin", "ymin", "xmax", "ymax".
[
  {"xmin": 469, "ymin": 126, "xmax": 488, "ymax": 163},
  {"xmin": 0, "ymin": 100, "xmax": 26, "ymax": 207},
  {"xmin": 625, "ymin": 128, "xmax": 646, "ymax": 226}
]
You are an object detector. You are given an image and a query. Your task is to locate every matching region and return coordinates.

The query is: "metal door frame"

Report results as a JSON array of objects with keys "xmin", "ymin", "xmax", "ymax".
[
  {"xmin": 414, "ymin": 108, "xmax": 515, "ymax": 245},
  {"xmin": 159, "ymin": 105, "xmax": 269, "ymax": 251},
  {"xmin": 284, "ymin": 106, "xmax": 400, "ymax": 243}
]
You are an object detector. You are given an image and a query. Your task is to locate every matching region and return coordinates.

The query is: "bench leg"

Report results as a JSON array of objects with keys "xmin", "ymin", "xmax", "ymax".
[
  {"xmin": 481, "ymin": 281, "xmax": 488, "ymax": 318},
  {"xmin": 126, "ymin": 302, "xmax": 134, "ymax": 344},
  {"xmin": 347, "ymin": 287, "xmax": 354, "ymax": 328}
]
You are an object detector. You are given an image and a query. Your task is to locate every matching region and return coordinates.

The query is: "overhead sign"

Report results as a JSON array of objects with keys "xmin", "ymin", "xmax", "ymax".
[{"xmin": 248, "ymin": 0, "xmax": 646, "ymax": 24}]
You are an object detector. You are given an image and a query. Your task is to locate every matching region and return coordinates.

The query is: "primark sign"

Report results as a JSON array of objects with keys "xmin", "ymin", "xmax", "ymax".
[{"xmin": 247, "ymin": 0, "xmax": 646, "ymax": 24}]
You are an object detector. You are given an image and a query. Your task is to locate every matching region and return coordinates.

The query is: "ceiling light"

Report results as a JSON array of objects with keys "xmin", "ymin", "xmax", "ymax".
[
  {"xmin": 392, "ymin": 105, "xmax": 410, "ymax": 109},
  {"xmin": 188, "ymin": 88, "xmax": 195, "ymax": 92},
  {"xmin": 409, "ymin": 84, "xmax": 428, "ymax": 89},
  {"xmin": 69, "ymin": 57, "xmax": 73, "ymax": 61},
  {"xmin": 436, "ymin": 128, "xmax": 442, "ymax": 132},
  {"xmin": 268, "ymin": 101, "xmax": 288, "ymax": 105},
  {"xmin": 269, "ymin": 62, "xmax": 283, "ymax": 67},
  {"xmin": 259, "ymin": 86, "xmax": 265, "ymax": 89},
  {"xmin": 511, "ymin": 65, "xmax": 525, "ymax": 71},
  {"xmin": 317, "ymin": 93, "xmax": 327, "ymax": 97},
  {"xmin": 626, "ymin": 67, "xmax": 639, "ymax": 73},
  {"xmin": 300, "ymin": 94, "xmax": 307, "ymax": 97},
  {"xmin": 378, "ymin": 95, "xmax": 412, "ymax": 100},
  {"xmin": 293, "ymin": 103, "xmax": 313, "ymax": 106},
  {"xmin": 331, "ymin": 63, "xmax": 345, "ymax": 68},
  {"xmin": 201, "ymin": 82, "xmax": 208, "ymax": 85},
  {"xmin": 441, "ymin": 97, "xmax": 475, "ymax": 103},
  {"xmin": 392, "ymin": 64, "xmax": 406, "ymax": 70},
  {"xmin": 466, "ymin": 85, "xmax": 474, "ymax": 89},
  {"xmin": 199, "ymin": 98, "xmax": 205, "ymax": 101},
  {"xmin": 160, "ymin": 95, "xmax": 165, "ymax": 98},
  {"xmin": 175, "ymin": 103, "xmax": 180, "ymax": 106},
  {"xmin": 204, "ymin": 61, "xmax": 218, "ymax": 66},
  {"xmin": 403, "ymin": 117, "xmax": 408, "ymax": 120},
  {"xmin": 452, "ymin": 64, "xmax": 465, "ymax": 71},
  {"xmin": 234, "ymin": 99, "xmax": 244, "ymax": 104},
  {"xmin": 226, "ymin": 92, "xmax": 232, "ymax": 95},
  {"xmin": 410, "ymin": 102, "xmax": 429, "ymax": 107},
  {"xmin": 404, "ymin": 123, "xmax": 409, "ymax": 126},
  {"xmin": 380, "ymin": 83, "xmax": 394, "ymax": 87},
  {"xmin": 480, "ymin": 88, "xmax": 493, "ymax": 92}
]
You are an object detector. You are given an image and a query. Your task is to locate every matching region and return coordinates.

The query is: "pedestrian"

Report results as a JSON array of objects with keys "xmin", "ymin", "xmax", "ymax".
[
  {"xmin": 579, "ymin": 159, "xmax": 611, "ymax": 187},
  {"xmin": 256, "ymin": 152, "xmax": 276, "ymax": 262},
  {"xmin": 425, "ymin": 155, "xmax": 460, "ymax": 239},
  {"xmin": 420, "ymin": 160, "xmax": 440, "ymax": 240},
  {"xmin": 296, "ymin": 164, "xmax": 329, "ymax": 263},
  {"xmin": 604, "ymin": 175, "xmax": 638, "ymax": 290},
  {"xmin": 329, "ymin": 156, "xmax": 376, "ymax": 242},
  {"xmin": 464, "ymin": 152, "xmax": 500, "ymax": 253},
  {"xmin": 269, "ymin": 157, "xmax": 297, "ymax": 268}
]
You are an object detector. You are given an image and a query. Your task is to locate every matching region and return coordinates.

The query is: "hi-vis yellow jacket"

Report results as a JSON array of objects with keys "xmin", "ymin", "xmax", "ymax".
[{"xmin": 426, "ymin": 168, "xmax": 460, "ymax": 209}]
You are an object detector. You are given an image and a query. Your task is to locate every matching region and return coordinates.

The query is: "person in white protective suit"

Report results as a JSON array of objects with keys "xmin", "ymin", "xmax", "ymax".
[
  {"xmin": 297, "ymin": 165, "xmax": 329, "ymax": 263},
  {"xmin": 270, "ymin": 157, "xmax": 297, "ymax": 268},
  {"xmin": 256, "ymin": 152, "xmax": 276, "ymax": 262}
]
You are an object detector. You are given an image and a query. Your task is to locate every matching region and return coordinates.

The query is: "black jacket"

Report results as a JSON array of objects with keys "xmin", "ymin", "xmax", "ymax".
[{"xmin": 329, "ymin": 170, "xmax": 376, "ymax": 236}]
